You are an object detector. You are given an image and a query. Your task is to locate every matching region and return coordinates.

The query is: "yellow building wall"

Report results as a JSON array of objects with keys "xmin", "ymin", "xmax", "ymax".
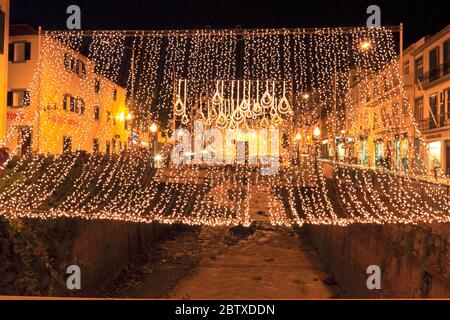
[
  {"xmin": 6, "ymin": 33, "xmax": 130, "ymax": 155},
  {"xmin": 0, "ymin": 0, "xmax": 9, "ymax": 141}
]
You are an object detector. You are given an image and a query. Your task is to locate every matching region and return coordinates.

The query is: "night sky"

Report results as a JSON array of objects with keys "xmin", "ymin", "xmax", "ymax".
[{"xmin": 10, "ymin": 0, "xmax": 449, "ymax": 48}]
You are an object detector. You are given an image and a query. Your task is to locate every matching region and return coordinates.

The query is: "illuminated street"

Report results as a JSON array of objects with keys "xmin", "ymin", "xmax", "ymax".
[{"xmin": 0, "ymin": 0, "xmax": 449, "ymax": 301}]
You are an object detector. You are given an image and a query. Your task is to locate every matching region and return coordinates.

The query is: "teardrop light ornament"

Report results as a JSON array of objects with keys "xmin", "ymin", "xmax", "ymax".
[
  {"xmin": 261, "ymin": 90, "xmax": 273, "ymax": 109},
  {"xmin": 278, "ymin": 96, "xmax": 291, "ymax": 114},
  {"xmin": 181, "ymin": 114, "xmax": 190, "ymax": 125},
  {"xmin": 231, "ymin": 108, "xmax": 244, "ymax": 124},
  {"xmin": 209, "ymin": 105, "xmax": 218, "ymax": 120},
  {"xmin": 245, "ymin": 109, "xmax": 254, "ymax": 118},
  {"xmin": 271, "ymin": 113, "xmax": 282, "ymax": 126},
  {"xmin": 239, "ymin": 99, "xmax": 250, "ymax": 113},
  {"xmin": 270, "ymin": 105, "xmax": 279, "ymax": 117},
  {"xmin": 252, "ymin": 102, "xmax": 263, "ymax": 117},
  {"xmin": 216, "ymin": 112, "xmax": 228, "ymax": 128},
  {"xmin": 211, "ymin": 91, "xmax": 223, "ymax": 106},
  {"xmin": 174, "ymin": 96, "xmax": 185, "ymax": 116},
  {"xmin": 260, "ymin": 116, "xmax": 270, "ymax": 129}
]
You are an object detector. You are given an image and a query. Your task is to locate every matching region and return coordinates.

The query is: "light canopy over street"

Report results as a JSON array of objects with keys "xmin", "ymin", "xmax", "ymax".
[{"xmin": 0, "ymin": 26, "xmax": 449, "ymax": 227}]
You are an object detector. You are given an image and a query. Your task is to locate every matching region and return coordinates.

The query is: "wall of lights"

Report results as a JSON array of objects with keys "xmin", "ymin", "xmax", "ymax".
[{"xmin": 0, "ymin": 27, "xmax": 448, "ymax": 227}]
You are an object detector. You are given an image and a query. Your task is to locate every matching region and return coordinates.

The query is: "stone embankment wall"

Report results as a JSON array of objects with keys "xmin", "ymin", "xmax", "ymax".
[
  {"xmin": 304, "ymin": 223, "xmax": 450, "ymax": 298},
  {"xmin": 69, "ymin": 220, "xmax": 173, "ymax": 295}
]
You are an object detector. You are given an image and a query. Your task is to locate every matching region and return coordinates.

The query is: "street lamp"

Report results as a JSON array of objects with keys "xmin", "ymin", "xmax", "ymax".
[
  {"xmin": 150, "ymin": 123, "xmax": 158, "ymax": 133},
  {"xmin": 313, "ymin": 127, "xmax": 321, "ymax": 137},
  {"xmin": 359, "ymin": 40, "xmax": 372, "ymax": 51}
]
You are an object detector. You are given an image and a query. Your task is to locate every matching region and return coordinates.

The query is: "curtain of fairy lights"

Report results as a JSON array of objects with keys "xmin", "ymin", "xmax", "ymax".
[{"xmin": 0, "ymin": 27, "xmax": 449, "ymax": 227}]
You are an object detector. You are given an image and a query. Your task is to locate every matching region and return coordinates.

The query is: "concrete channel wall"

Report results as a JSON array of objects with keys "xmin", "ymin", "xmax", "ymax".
[
  {"xmin": 69, "ymin": 220, "xmax": 173, "ymax": 295},
  {"xmin": 305, "ymin": 223, "xmax": 450, "ymax": 298}
]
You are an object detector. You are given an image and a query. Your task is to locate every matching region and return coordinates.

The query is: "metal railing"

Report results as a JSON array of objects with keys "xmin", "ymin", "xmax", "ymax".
[
  {"xmin": 418, "ymin": 113, "xmax": 450, "ymax": 131},
  {"xmin": 417, "ymin": 63, "xmax": 450, "ymax": 86}
]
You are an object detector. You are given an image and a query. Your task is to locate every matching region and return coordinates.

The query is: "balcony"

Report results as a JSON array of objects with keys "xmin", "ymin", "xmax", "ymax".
[
  {"xmin": 418, "ymin": 113, "xmax": 450, "ymax": 131},
  {"xmin": 417, "ymin": 63, "xmax": 450, "ymax": 88}
]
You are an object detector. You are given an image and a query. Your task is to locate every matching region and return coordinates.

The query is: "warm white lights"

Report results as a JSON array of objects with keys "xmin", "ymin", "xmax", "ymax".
[
  {"xmin": 360, "ymin": 40, "xmax": 372, "ymax": 50},
  {"xmin": 0, "ymin": 27, "xmax": 447, "ymax": 228},
  {"xmin": 313, "ymin": 127, "xmax": 321, "ymax": 137},
  {"xmin": 150, "ymin": 123, "xmax": 158, "ymax": 133}
]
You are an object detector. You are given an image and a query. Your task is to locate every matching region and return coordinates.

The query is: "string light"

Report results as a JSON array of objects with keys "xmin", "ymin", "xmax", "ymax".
[{"xmin": 0, "ymin": 27, "xmax": 448, "ymax": 227}]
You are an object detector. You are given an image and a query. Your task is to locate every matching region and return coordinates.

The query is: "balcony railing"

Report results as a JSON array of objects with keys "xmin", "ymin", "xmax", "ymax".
[
  {"xmin": 417, "ymin": 63, "xmax": 450, "ymax": 86},
  {"xmin": 418, "ymin": 113, "xmax": 450, "ymax": 131}
]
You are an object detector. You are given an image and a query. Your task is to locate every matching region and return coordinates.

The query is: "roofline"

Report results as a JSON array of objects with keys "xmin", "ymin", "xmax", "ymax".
[{"xmin": 410, "ymin": 24, "xmax": 450, "ymax": 56}]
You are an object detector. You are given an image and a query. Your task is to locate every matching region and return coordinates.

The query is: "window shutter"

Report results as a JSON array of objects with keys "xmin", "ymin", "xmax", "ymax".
[
  {"xmin": 81, "ymin": 63, "xmax": 86, "ymax": 78},
  {"xmin": 63, "ymin": 95, "xmax": 68, "ymax": 110},
  {"xmin": 7, "ymin": 91, "xmax": 13, "ymax": 106},
  {"xmin": 80, "ymin": 100, "xmax": 85, "ymax": 115},
  {"xmin": 24, "ymin": 91, "xmax": 31, "ymax": 106},
  {"xmin": 8, "ymin": 43, "xmax": 14, "ymax": 61},
  {"xmin": 0, "ymin": 10, "xmax": 5, "ymax": 55},
  {"xmin": 70, "ymin": 96, "xmax": 75, "ymax": 112},
  {"xmin": 25, "ymin": 42, "xmax": 31, "ymax": 60}
]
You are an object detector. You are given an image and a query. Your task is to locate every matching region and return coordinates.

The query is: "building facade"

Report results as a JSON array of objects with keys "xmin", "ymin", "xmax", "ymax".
[
  {"xmin": 5, "ymin": 25, "xmax": 131, "ymax": 156},
  {"xmin": 342, "ymin": 25, "xmax": 450, "ymax": 178},
  {"xmin": 405, "ymin": 25, "xmax": 450, "ymax": 176},
  {"xmin": 0, "ymin": 0, "xmax": 9, "ymax": 140}
]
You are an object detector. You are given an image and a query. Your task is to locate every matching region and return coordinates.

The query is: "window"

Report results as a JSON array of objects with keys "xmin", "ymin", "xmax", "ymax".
[
  {"xmin": 69, "ymin": 96, "xmax": 75, "ymax": 112},
  {"xmin": 63, "ymin": 94, "xmax": 70, "ymax": 111},
  {"xmin": 8, "ymin": 42, "xmax": 31, "ymax": 63},
  {"xmin": 403, "ymin": 60, "xmax": 410, "ymax": 75},
  {"xmin": 447, "ymin": 89, "xmax": 450, "ymax": 117},
  {"xmin": 439, "ymin": 92, "xmax": 445, "ymax": 126},
  {"xmin": 72, "ymin": 98, "xmax": 85, "ymax": 115},
  {"xmin": 426, "ymin": 141, "xmax": 442, "ymax": 175},
  {"xmin": 415, "ymin": 56, "xmax": 424, "ymax": 79},
  {"xmin": 93, "ymin": 139, "xmax": 99, "ymax": 153},
  {"xmin": 414, "ymin": 97, "xmax": 424, "ymax": 121},
  {"xmin": 124, "ymin": 120, "xmax": 128, "ymax": 130},
  {"xmin": 429, "ymin": 46, "xmax": 440, "ymax": 82},
  {"xmin": 63, "ymin": 136, "xmax": 72, "ymax": 153},
  {"xmin": 76, "ymin": 60, "xmax": 86, "ymax": 78},
  {"xmin": 70, "ymin": 57, "xmax": 77, "ymax": 73},
  {"xmin": 113, "ymin": 88, "xmax": 118, "ymax": 101},
  {"xmin": 430, "ymin": 94, "xmax": 438, "ymax": 129},
  {"xmin": 64, "ymin": 95, "xmax": 85, "ymax": 115},
  {"xmin": 7, "ymin": 90, "xmax": 30, "ymax": 108},
  {"xmin": 94, "ymin": 106, "xmax": 100, "ymax": 121},
  {"xmin": 63, "ymin": 54, "xmax": 86, "ymax": 78},
  {"xmin": 79, "ymin": 99, "xmax": 85, "ymax": 115},
  {"xmin": 444, "ymin": 39, "xmax": 450, "ymax": 75},
  {"xmin": 74, "ymin": 99, "xmax": 79, "ymax": 114},
  {"xmin": 64, "ymin": 54, "xmax": 71, "ymax": 72},
  {"xmin": 106, "ymin": 111, "xmax": 111, "ymax": 123},
  {"xmin": 95, "ymin": 79, "xmax": 101, "ymax": 93}
]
